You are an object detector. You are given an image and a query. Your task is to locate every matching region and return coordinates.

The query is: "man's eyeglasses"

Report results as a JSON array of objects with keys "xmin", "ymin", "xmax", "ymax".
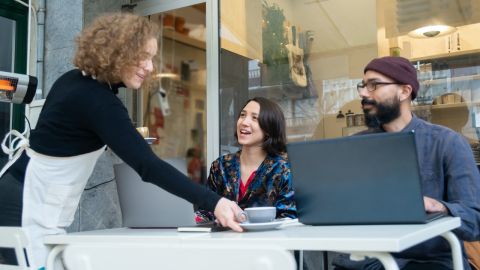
[{"xmin": 356, "ymin": 81, "xmax": 401, "ymax": 93}]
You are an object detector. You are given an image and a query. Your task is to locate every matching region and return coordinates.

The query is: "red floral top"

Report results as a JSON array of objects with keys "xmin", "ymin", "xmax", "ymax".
[{"xmin": 195, "ymin": 151, "xmax": 297, "ymax": 223}]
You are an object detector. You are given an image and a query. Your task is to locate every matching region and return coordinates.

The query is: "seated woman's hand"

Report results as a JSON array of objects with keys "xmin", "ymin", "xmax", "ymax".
[{"xmin": 213, "ymin": 198, "xmax": 244, "ymax": 232}]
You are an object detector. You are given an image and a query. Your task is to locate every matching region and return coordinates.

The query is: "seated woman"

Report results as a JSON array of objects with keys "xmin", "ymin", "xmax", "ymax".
[{"xmin": 196, "ymin": 97, "xmax": 297, "ymax": 223}]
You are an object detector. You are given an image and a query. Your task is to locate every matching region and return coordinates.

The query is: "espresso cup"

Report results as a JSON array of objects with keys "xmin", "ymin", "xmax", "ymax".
[{"xmin": 240, "ymin": 207, "xmax": 276, "ymax": 223}]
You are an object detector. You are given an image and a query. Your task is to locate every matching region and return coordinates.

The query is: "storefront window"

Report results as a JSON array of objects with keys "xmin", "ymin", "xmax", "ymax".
[
  {"xmin": 0, "ymin": 16, "xmax": 15, "ymax": 168},
  {"xmin": 141, "ymin": 4, "xmax": 208, "ymax": 183},
  {"xmin": 0, "ymin": 0, "xmax": 28, "ymax": 167},
  {"xmin": 219, "ymin": 0, "xmax": 480, "ymax": 163}
]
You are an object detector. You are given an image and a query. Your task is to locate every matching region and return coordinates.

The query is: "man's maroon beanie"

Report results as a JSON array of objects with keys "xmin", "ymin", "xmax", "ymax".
[{"xmin": 364, "ymin": 56, "xmax": 419, "ymax": 100}]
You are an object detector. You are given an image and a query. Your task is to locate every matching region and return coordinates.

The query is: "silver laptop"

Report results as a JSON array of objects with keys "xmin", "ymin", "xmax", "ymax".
[
  {"xmin": 287, "ymin": 131, "xmax": 445, "ymax": 225},
  {"xmin": 115, "ymin": 158, "xmax": 198, "ymax": 228}
]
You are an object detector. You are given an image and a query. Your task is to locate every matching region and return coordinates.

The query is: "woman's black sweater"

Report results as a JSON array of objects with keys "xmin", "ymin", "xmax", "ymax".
[{"xmin": 16, "ymin": 69, "xmax": 220, "ymax": 211}]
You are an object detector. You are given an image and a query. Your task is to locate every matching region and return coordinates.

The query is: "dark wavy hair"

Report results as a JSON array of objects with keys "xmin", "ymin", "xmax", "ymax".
[
  {"xmin": 235, "ymin": 97, "xmax": 287, "ymax": 156},
  {"xmin": 73, "ymin": 13, "xmax": 159, "ymax": 84}
]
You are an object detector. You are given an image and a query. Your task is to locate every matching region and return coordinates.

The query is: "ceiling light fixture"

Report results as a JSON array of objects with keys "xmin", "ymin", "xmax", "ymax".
[{"xmin": 408, "ymin": 25, "xmax": 456, "ymax": 38}]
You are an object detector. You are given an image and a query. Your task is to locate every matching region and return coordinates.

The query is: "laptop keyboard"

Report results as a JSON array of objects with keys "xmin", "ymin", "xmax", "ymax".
[{"xmin": 426, "ymin": 212, "xmax": 447, "ymax": 222}]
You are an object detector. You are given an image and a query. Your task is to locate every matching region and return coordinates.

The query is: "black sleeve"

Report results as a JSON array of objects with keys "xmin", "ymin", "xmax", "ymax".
[{"xmin": 86, "ymin": 95, "xmax": 221, "ymax": 211}]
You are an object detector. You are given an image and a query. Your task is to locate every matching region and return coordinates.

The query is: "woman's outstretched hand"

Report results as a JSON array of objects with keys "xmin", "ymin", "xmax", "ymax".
[{"xmin": 214, "ymin": 198, "xmax": 244, "ymax": 232}]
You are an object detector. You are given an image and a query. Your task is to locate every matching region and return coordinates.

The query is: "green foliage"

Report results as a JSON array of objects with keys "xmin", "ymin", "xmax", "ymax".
[{"xmin": 262, "ymin": 1, "xmax": 290, "ymax": 85}]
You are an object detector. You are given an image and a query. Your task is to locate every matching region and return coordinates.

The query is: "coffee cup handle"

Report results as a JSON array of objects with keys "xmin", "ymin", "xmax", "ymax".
[{"xmin": 236, "ymin": 211, "xmax": 248, "ymax": 223}]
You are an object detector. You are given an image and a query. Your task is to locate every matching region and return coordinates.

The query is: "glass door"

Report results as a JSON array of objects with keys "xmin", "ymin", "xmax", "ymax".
[
  {"xmin": 0, "ymin": 0, "xmax": 28, "ymax": 167},
  {"xmin": 136, "ymin": 2, "xmax": 209, "ymax": 184}
]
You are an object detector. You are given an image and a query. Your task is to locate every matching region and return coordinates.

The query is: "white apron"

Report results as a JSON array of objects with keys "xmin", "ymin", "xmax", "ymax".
[{"xmin": 1, "ymin": 130, "xmax": 105, "ymax": 270}]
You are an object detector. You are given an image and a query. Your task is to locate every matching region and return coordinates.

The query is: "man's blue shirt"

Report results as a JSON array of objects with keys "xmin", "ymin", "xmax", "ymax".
[{"xmin": 358, "ymin": 114, "xmax": 480, "ymax": 269}]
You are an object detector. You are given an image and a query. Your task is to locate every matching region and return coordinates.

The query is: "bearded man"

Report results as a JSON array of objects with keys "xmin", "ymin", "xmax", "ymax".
[{"xmin": 333, "ymin": 56, "xmax": 480, "ymax": 270}]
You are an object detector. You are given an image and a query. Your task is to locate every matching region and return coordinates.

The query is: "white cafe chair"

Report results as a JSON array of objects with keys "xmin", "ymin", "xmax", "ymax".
[
  {"xmin": 0, "ymin": 227, "xmax": 30, "ymax": 270},
  {"xmin": 60, "ymin": 243, "xmax": 297, "ymax": 270}
]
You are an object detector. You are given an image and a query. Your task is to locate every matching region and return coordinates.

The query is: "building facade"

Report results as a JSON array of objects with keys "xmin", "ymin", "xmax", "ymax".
[{"xmin": 2, "ymin": 0, "xmax": 480, "ymax": 237}]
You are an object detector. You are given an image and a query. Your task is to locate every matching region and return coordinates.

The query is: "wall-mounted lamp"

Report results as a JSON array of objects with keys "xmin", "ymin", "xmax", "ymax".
[{"xmin": 408, "ymin": 25, "xmax": 456, "ymax": 38}]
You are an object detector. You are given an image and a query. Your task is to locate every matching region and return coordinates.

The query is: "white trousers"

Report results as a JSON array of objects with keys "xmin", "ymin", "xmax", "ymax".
[{"xmin": 22, "ymin": 147, "xmax": 105, "ymax": 270}]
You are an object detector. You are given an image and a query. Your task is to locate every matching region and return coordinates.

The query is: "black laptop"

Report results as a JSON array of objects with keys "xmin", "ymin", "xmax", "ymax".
[{"xmin": 287, "ymin": 131, "xmax": 444, "ymax": 225}]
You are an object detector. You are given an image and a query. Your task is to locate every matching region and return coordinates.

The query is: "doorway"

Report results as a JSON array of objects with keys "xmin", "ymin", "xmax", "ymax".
[
  {"xmin": 139, "ymin": 3, "xmax": 209, "ymax": 184},
  {"xmin": 0, "ymin": 0, "xmax": 28, "ymax": 167}
]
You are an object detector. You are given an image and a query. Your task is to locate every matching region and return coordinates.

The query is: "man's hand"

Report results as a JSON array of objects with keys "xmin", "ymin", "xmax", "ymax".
[
  {"xmin": 213, "ymin": 198, "xmax": 244, "ymax": 232},
  {"xmin": 424, "ymin": 196, "xmax": 448, "ymax": 213}
]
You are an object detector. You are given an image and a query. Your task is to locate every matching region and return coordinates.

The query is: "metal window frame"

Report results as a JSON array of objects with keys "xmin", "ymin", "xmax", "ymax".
[{"xmin": 135, "ymin": 0, "xmax": 220, "ymax": 166}]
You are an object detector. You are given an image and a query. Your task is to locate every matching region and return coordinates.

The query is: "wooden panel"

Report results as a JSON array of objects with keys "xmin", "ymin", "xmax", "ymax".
[{"xmin": 220, "ymin": 0, "xmax": 262, "ymax": 61}]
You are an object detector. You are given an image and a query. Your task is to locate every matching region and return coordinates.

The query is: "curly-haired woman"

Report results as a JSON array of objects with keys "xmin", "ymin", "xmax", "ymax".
[
  {"xmin": 0, "ymin": 13, "xmax": 244, "ymax": 270},
  {"xmin": 196, "ymin": 97, "xmax": 297, "ymax": 223}
]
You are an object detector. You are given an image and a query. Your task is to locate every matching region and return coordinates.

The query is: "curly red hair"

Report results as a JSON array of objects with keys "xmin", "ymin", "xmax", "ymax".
[{"xmin": 73, "ymin": 13, "xmax": 159, "ymax": 84}]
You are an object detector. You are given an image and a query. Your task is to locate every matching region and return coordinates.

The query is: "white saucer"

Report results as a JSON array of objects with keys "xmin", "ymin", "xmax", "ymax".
[
  {"xmin": 239, "ymin": 220, "xmax": 284, "ymax": 231},
  {"xmin": 144, "ymin": 137, "xmax": 157, "ymax": 144}
]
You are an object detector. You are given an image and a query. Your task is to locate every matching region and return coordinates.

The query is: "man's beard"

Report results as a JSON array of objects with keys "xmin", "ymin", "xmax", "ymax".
[{"xmin": 362, "ymin": 97, "xmax": 401, "ymax": 128}]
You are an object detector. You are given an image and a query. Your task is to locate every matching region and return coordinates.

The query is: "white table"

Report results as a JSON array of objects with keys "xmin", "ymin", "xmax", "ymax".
[{"xmin": 45, "ymin": 217, "xmax": 463, "ymax": 270}]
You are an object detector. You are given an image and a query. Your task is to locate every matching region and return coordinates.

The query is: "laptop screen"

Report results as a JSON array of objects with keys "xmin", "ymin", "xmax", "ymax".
[{"xmin": 287, "ymin": 131, "xmax": 428, "ymax": 225}]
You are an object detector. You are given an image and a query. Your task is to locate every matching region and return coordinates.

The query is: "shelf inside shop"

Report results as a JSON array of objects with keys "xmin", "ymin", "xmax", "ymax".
[
  {"xmin": 412, "ymin": 101, "xmax": 480, "ymax": 111},
  {"xmin": 410, "ymin": 49, "xmax": 480, "ymax": 62},
  {"xmin": 162, "ymin": 28, "xmax": 205, "ymax": 50},
  {"xmin": 419, "ymin": 74, "xmax": 480, "ymax": 85}
]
